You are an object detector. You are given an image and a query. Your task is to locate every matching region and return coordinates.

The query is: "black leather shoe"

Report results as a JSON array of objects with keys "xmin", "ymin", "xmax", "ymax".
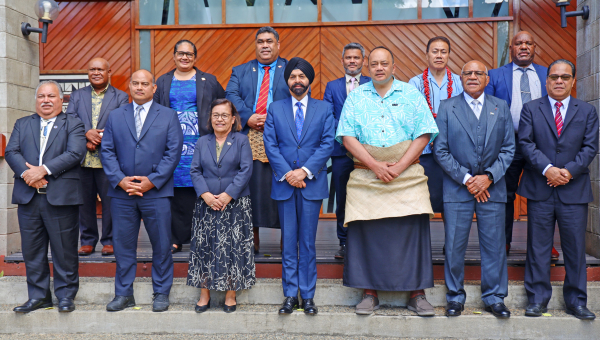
[
  {"xmin": 302, "ymin": 298, "xmax": 318, "ymax": 315},
  {"xmin": 13, "ymin": 298, "xmax": 53, "ymax": 313},
  {"xmin": 445, "ymin": 301, "xmax": 464, "ymax": 317},
  {"xmin": 278, "ymin": 297, "xmax": 299, "ymax": 314},
  {"xmin": 195, "ymin": 298, "xmax": 211, "ymax": 313},
  {"xmin": 171, "ymin": 244, "xmax": 182, "ymax": 254},
  {"xmin": 566, "ymin": 306, "xmax": 596, "ymax": 320},
  {"xmin": 334, "ymin": 245, "xmax": 346, "ymax": 260},
  {"xmin": 525, "ymin": 303, "xmax": 547, "ymax": 317},
  {"xmin": 106, "ymin": 295, "xmax": 136, "ymax": 311},
  {"xmin": 58, "ymin": 298, "xmax": 75, "ymax": 313},
  {"xmin": 223, "ymin": 297, "xmax": 237, "ymax": 313},
  {"xmin": 152, "ymin": 293, "xmax": 170, "ymax": 312},
  {"xmin": 485, "ymin": 302, "xmax": 511, "ymax": 319}
]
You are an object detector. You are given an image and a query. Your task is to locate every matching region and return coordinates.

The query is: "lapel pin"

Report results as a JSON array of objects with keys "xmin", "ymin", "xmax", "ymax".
[
  {"xmin": 278, "ymin": 65, "xmax": 282, "ymax": 68},
  {"xmin": 53, "ymin": 126, "xmax": 58, "ymax": 128},
  {"xmin": 227, "ymin": 142, "xmax": 232, "ymax": 145},
  {"xmin": 253, "ymin": 67, "xmax": 256, "ymax": 72},
  {"xmin": 490, "ymin": 112, "xmax": 495, "ymax": 115},
  {"xmin": 201, "ymin": 77, "xmax": 206, "ymax": 81}
]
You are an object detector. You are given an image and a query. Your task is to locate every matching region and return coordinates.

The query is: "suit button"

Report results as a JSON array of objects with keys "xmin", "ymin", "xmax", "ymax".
[
  {"xmin": 218, "ymin": 177, "xmax": 221, "ymax": 180},
  {"xmin": 475, "ymin": 163, "xmax": 478, "ymax": 167},
  {"xmin": 293, "ymin": 161, "xmax": 296, "ymax": 164},
  {"xmin": 218, "ymin": 165, "xmax": 222, "ymax": 168},
  {"xmin": 136, "ymin": 145, "xmax": 139, "ymax": 149},
  {"xmin": 557, "ymin": 149, "xmax": 561, "ymax": 153},
  {"xmin": 298, "ymin": 146, "xmax": 301, "ymax": 149}
]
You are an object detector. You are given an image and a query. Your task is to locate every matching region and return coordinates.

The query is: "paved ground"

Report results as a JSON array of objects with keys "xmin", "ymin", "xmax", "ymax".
[{"xmin": 0, "ymin": 335, "xmax": 472, "ymax": 340}]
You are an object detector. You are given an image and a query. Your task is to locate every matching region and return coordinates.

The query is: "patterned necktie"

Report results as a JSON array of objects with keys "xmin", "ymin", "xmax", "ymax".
[
  {"xmin": 40, "ymin": 119, "xmax": 50, "ymax": 152},
  {"xmin": 134, "ymin": 105, "xmax": 143, "ymax": 139},
  {"xmin": 295, "ymin": 102, "xmax": 304, "ymax": 141},
  {"xmin": 256, "ymin": 66, "xmax": 271, "ymax": 115},
  {"xmin": 349, "ymin": 77, "xmax": 356, "ymax": 93},
  {"xmin": 472, "ymin": 99, "xmax": 481, "ymax": 119},
  {"xmin": 555, "ymin": 101, "xmax": 563, "ymax": 137},
  {"xmin": 520, "ymin": 68, "xmax": 532, "ymax": 104}
]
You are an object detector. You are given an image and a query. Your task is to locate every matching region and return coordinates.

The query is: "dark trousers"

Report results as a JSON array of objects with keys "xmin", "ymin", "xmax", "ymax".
[
  {"xmin": 79, "ymin": 167, "xmax": 112, "ymax": 247},
  {"xmin": 278, "ymin": 189, "xmax": 321, "ymax": 299},
  {"xmin": 525, "ymin": 191, "xmax": 588, "ymax": 308},
  {"xmin": 331, "ymin": 155, "xmax": 354, "ymax": 246},
  {"xmin": 18, "ymin": 194, "xmax": 79, "ymax": 300},
  {"xmin": 504, "ymin": 137, "xmax": 526, "ymax": 245},
  {"xmin": 419, "ymin": 153, "xmax": 444, "ymax": 213},
  {"xmin": 112, "ymin": 197, "xmax": 173, "ymax": 296},
  {"xmin": 170, "ymin": 187, "xmax": 196, "ymax": 245}
]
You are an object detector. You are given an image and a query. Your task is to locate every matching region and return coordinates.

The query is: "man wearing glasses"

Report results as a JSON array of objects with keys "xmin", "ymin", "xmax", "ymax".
[
  {"xmin": 518, "ymin": 60, "xmax": 598, "ymax": 320},
  {"xmin": 434, "ymin": 60, "xmax": 515, "ymax": 318}
]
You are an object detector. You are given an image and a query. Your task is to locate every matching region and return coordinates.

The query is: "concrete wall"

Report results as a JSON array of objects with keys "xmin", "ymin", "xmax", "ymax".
[
  {"xmin": 579, "ymin": 0, "xmax": 600, "ymax": 257},
  {"xmin": 0, "ymin": 0, "xmax": 39, "ymax": 255}
]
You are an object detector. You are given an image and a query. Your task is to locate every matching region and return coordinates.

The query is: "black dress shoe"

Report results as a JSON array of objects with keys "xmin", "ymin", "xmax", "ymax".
[
  {"xmin": 302, "ymin": 298, "xmax": 318, "ymax": 315},
  {"xmin": 223, "ymin": 297, "xmax": 237, "ymax": 313},
  {"xmin": 334, "ymin": 245, "xmax": 346, "ymax": 260},
  {"xmin": 195, "ymin": 298, "xmax": 211, "ymax": 313},
  {"xmin": 278, "ymin": 296, "xmax": 299, "ymax": 314},
  {"xmin": 525, "ymin": 303, "xmax": 547, "ymax": 317},
  {"xmin": 58, "ymin": 298, "xmax": 75, "ymax": 313},
  {"xmin": 566, "ymin": 306, "xmax": 596, "ymax": 320},
  {"xmin": 13, "ymin": 298, "xmax": 53, "ymax": 313},
  {"xmin": 106, "ymin": 295, "xmax": 136, "ymax": 311},
  {"xmin": 171, "ymin": 244, "xmax": 182, "ymax": 254},
  {"xmin": 485, "ymin": 302, "xmax": 511, "ymax": 319},
  {"xmin": 445, "ymin": 301, "xmax": 464, "ymax": 317},
  {"xmin": 152, "ymin": 293, "xmax": 170, "ymax": 312}
]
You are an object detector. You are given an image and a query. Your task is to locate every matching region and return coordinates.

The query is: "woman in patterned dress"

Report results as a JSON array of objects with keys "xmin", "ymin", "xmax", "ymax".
[{"xmin": 188, "ymin": 99, "xmax": 255, "ymax": 313}]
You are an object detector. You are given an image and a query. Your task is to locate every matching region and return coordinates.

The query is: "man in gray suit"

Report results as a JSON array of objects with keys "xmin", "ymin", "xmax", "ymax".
[
  {"xmin": 5, "ymin": 80, "xmax": 86, "ymax": 313},
  {"xmin": 434, "ymin": 60, "xmax": 515, "ymax": 319},
  {"xmin": 66, "ymin": 58, "xmax": 129, "ymax": 256}
]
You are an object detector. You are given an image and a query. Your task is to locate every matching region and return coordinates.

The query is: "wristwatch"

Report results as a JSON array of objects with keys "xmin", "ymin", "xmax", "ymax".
[{"xmin": 486, "ymin": 172, "xmax": 494, "ymax": 182}]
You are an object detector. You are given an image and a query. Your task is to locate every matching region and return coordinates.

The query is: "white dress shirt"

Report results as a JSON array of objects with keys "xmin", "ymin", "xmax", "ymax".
[
  {"xmin": 132, "ymin": 100, "xmax": 153, "ymax": 127},
  {"xmin": 542, "ymin": 96, "xmax": 571, "ymax": 175},
  {"xmin": 280, "ymin": 94, "xmax": 313, "ymax": 181},
  {"xmin": 510, "ymin": 63, "xmax": 542, "ymax": 131},
  {"xmin": 462, "ymin": 92, "xmax": 485, "ymax": 184},
  {"xmin": 345, "ymin": 74, "xmax": 361, "ymax": 95}
]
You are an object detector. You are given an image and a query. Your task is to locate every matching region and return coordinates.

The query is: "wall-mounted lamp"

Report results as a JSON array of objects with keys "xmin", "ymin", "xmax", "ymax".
[
  {"xmin": 552, "ymin": 0, "xmax": 589, "ymax": 28},
  {"xmin": 21, "ymin": 0, "xmax": 60, "ymax": 43}
]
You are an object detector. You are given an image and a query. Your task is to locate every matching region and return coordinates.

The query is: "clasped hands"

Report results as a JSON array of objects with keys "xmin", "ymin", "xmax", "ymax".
[
  {"xmin": 247, "ymin": 114, "xmax": 266, "ymax": 132},
  {"xmin": 118, "ymin": 176, "xmax": 155, "ymax": 196},
  {"xmin": 466, "ymin": 175, "xmax": 492, "ymax": 203},
  {"xmin": 370, "ymin": 161, "xmax": 406, "ymax": 183},
  {"xmin": 286, "ymin": 169, "xmax": 307, "ymax": 188},
  {"xmin": 86, "ymin": 129, "xmax": 103, "ymax": 152},
  {"xmin": 201, "ymin": 192, "xmax": 233, "ymax": 211},
  {"xmin": 545, "ymin": 166, "xmax": 572, "ymax": 187},
  {"xmin": 22, "ymin": 162, "xmax": 48, "ymax": 189}
]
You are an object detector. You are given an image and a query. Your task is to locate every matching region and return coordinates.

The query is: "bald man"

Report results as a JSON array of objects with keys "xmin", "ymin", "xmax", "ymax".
[
  {"xmin": 66, "ymin": 58, "xmax": 129, "ymax": 256},
  {"xmin": 101, "ymin": 69, "xmax": 183, "ymax": 312},
  {"xmin": 484, "ymin": 32, "xmax": 553, "ymax": 257},
  {"xmin": 434, "ymin": 60, "xmax": 515, "ymax": 318}
]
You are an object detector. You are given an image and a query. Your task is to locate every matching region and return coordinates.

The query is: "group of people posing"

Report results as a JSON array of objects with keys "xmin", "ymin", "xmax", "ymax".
[{"xmin": 5, "ymin": 26, "xmax": 598, "ymax": 321}]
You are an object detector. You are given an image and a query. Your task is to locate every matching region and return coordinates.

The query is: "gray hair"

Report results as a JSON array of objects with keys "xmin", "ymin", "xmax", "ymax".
[
  {"xmin": 547, "ymin": 59, "xmax": 576, "ymax": 78},
  {"xmin": 35, "ymin": 80, "xmax": 64, "ymax": 99},
  {"xmin": 256, "ymin": 26, "xmax": 279, "ymax": 41},
  {"xmin": 342, "ymin": 42, "xmax": 365, "ymax": 58}
]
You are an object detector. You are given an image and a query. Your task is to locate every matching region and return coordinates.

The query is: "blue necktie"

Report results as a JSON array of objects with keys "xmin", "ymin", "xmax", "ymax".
[
  {"xmin": 295, "ymin": 102, "xmax": 304, "ymax": 141},
  {"xmin": 519, "ymin": 68, "xmax": 532, "ymax": 104}
]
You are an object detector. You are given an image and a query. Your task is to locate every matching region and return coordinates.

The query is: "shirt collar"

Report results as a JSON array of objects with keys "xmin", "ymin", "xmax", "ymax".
[
  {"xmin": 40, "ymin": 115, "xmax": 58, "ymax": 123},
  {"xmin": 365, "ymin": 78, "xmax": 402, "ymax": 98},
  {"xmin": 258, "ymin": 59, "xmax": 278, "ymax": 70},
  {"xmin": 426, "ymin": 68, "xmax": 448, "ymax": 87},
  {"xmin": 92, "ymin": 83, "xmax": 110, "ymax": 96},
  {"xmin": 548, "ymin": 95, "xmax": 571, "ymax": 110},
  {"xmin": 513, "ymin": 63, "xmax": 536, "ymax": 72},
  {"xmin": 291, "ymin": 94, "xmax": 309, "ymax": 109},
  {"xmin": 345, "ymin": 74, "xmax": 361, "ymax": 83},
  {"xmin": 463, "ymin": 91, "xmax": 485, "ymax": 107},
  {"xmin": 133, "ymin": 100, "xmax": 153, "ymax": 113}
]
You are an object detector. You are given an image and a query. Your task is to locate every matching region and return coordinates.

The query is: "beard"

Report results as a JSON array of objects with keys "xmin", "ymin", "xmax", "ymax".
[
  {"xmin": 291, "ymin": 83, "xmax": 309, "ymax": 96},
  {"xmin": 344, "ymin": 65, "xmax": 362, "ymax": 76}
]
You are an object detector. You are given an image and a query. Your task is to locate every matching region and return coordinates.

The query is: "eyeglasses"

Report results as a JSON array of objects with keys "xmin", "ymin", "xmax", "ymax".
[
  {"xmin": 212, "ymin": 113, "xmax": 231, "ymax": 120},
  {"xmin": 462, "ymin": 71, "xmax": 487, "ymax": 77},
  {"xmin": 548, "ymin": 74, "xmax": 573, "ymax": 81},
  {"xmin": 175, "ymin": 51, "xmax": 195, "ymax": 59}
]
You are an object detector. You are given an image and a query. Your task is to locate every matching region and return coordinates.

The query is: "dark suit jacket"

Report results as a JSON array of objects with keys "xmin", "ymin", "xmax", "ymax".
[
  {"xmin": 225, "ymin": 57, "xmax": 291, "ymax": 133},
  {"xmin": 484, "ymin": 62, "xmax": 548, "ymax": 108},
  {"xmin": 434, "ymin": 94, "xmax": 515, "ymax": 203},
  {"xmin": 263, "ymin": 96, "xmax": 335, "ymax": 201},
  {"xmin": 322, "ymin": 75, "xmax": 371, "ymax": 156},
  {"xmin": 190, "ymin": 132, "xmax": 253, "ymax": 199},
  {"xmin": 65, "ymin": 84, "xmax": 129, "ymax": 132},
  {"xmin": 5, "ymin": 112, "xmax": 86, "ymax": 205},
  {"xmin": 154, "ymin": 66, "xmax": 225, "ymax": 136},
  {"xmin": 517, "ymin": 96, "xmax": 599, "ymax": 204},
  {"xmin": 100, "ymin": 102, "xmax": 183, "ymax": 199}
]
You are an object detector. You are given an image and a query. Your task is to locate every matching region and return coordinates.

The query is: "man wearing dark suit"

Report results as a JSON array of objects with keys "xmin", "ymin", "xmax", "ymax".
[
  {"xmin": 518, "ymin": 60, "xmax": 598, "ymax": 320},
  {"xmin": 66, "ymin": 58, "xmax": 129, "ymax": 256},
  {"xmin": 434, "ymin": 60, "xmax": 515, "ymax": 319},
  {"xmin": 6, "ymin": 81, "xmax": 86, "ymax": 313},
  {"xmin": 263, "ymin": 57, "xmax": 335, "ymax": 315},
  {"xmin": 226, "ymin": 26, "xmax": 291, "ymax": 252},
  {"xmin": 322, "ymin": 42, "xmax": 370, "ymax": 259},
  {"xmin": 101, "ymin": 70, "xmax": 183, "ymax": 312},
  {"xmin": 484, "ymin": 31, "xmax": 554, "ymax": 257}
]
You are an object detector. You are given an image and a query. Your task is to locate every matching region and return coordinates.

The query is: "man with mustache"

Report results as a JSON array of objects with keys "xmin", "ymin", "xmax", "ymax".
[
  {"xmin": 336, "ymin": 46, "xmax": 439, "ymax": 316},
  {"xmin": 6, "ymin": 81, "xmax": 86, "ymax": 313},
  {"xmin": 518, "ymin": 60, "xmax": 598, "ymax": 320},
  {"xmin": 484, "ymin": 31, "xmax": 554, "ymax": 258},
  {"xmin": 263, "ymin": 57, "xmax": 334, "ymax": 315},
  {"xmin": 323, "ymin": 42, "xmax": 371, "ymax": 260},
  {"xmin": 66, "ymin": 58, "xmax": 129, "ymax": 257},
  {"xmin": 434, "ymin": 60, "xmax": 515, "ymax": 319},
  {"xmin": 226, "ymin": 26, "xmax": 291, "ymax": 253}
]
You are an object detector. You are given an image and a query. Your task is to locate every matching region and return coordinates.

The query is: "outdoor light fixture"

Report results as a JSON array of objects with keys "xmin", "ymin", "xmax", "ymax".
[
  {"xmin": 552, "ymin": 0, "xmax": 589, "ymax": 28},
  {"xmin": 21, "ymin": 0, "xmax": 60, "ymax": 43}
]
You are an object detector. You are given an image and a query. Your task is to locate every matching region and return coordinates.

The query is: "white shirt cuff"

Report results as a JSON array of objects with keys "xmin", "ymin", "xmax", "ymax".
[
  {"xmin": 43, "ymin": 165, "xmax": 52, "ymax": 175},
  {"xmin": 302, "ymin": 167, "xmax": 314, "ymax": 179},
  {"xmin": 279, "ymin": 170, "xmax": 292, "ymax": 182},
  {"xmin": 463, "ymin": 173, "xmax": 472, "ymax": 185},
  {"xmin": 542, "ymin": 164, "xmax": 553, "ymax": 176},
  {"xmin": 20, "ymin": 171, "xmax": 25, "ymax": 178}
]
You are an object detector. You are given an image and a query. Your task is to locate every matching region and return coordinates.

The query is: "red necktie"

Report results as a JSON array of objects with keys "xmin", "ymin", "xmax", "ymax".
[
  {"xmin": 255, "ymin": 66, "xmax": 271, "ymax": 115},
  {"xmin": 554, "ymin": 101, "xmax": 563, "ymax": 137}
]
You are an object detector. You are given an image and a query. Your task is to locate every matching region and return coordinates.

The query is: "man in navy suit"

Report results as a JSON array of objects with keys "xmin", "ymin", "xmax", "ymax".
[
  {"xmin": 518, "ymin": 60, "xmax": 598, "ymax": 320},
  {"xmin": 484, "ymin": 31, "xmax": 554, "ymax": 257},
  {"xmin": 66, "ymin": 57, "xmax": 129, "ymax": 256},
  {"xmin": 323, "ymin": 42, "xmax": 370, "ymax": 259},
  {"xmin": 226, "ymin": 26, "xmax": 291, "ymax": 251},
  {"xmin": 263, "ymin": 57, "xmax": 335, "ymax": 316},
  {"xmin": 101, "ymin": 70, "xmax": 183, "ymax": 312}
]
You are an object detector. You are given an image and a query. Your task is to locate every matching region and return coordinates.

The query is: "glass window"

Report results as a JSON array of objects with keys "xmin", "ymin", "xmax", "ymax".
[
  {"xmin": 139, "ymin": 0, "xmax": 175, "ymax": 25},
  {"xmin": 139, "ymin": 30, "xmax": 152, "ymax": 72},
  {"xmin": 273, "ymin": 0, "xmax": 318, "ymax": 23},
  {"xmin": 497, "ymin": 21, "xmax": 510, "ymax": 67},
  {"xmin": 322, "ymin": 0, "xmax": 368, "ymax": 22},
  {"xmin": 421, "ymin": 0, "xmax": 468, "ymax": 20},
  {"xmin": 179, "ymin": 0, "xmax": 222, "ymax": 24},
  {"xmin": 226, "ymin": 0, "xmax": 270, "ymax": 24},
  {"xmin": 473, "ymin": 0, "xmax": 508, "ymax": 18},
  {"xmin": 372, "ymin": 0, "xmax": 417, "ymax": 21}
]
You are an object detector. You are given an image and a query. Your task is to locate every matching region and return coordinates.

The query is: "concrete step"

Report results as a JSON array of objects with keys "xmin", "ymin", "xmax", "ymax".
[
  {"xmin": 2, "ymin": 277, "xmax": 600, "ymax": 311},
  {"xmin": 0, "ymin": 304, "xmax": 598, "ymax": 339}
]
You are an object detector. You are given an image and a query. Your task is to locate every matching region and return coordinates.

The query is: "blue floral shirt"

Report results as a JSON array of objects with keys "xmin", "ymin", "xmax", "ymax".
[{"xmin": 170, "ymin": 75, "xmax": 198, "ymax": 188}]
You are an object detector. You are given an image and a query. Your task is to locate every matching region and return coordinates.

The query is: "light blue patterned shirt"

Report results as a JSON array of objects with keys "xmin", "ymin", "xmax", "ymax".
[{"xmin": 335, "ymin": 79, "xmax": 439, "ymax": 147}]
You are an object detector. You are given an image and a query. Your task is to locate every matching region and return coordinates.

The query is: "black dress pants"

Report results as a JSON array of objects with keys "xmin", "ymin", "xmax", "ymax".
[
  {"xmin": 170, "ymin": 187, "xmax": 197, "ymax": 245},
  {"xmin": 79, "ymin": 167, "xmax": 112, "ymax": 247}
]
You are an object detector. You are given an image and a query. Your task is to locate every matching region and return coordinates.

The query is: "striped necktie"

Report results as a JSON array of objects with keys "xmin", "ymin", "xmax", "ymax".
[
  {"xmin": 256, "ymin": 66, "xmax": 271, "ymax": 115},
  {"xmin": 554, "ymin": 101, "xmax": 563, "ymax": 137}
]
